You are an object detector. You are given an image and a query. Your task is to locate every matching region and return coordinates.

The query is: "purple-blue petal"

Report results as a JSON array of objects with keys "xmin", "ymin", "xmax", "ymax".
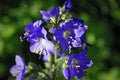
[
  {"xmin": 15, "ymin": 55, "xmax": 25, "ymax": 67},
  {"xmin": 42, "ymin": 50, "xmax": 51, "ymax": 62},
  {"xmin": 61, "ymin": 20, "xmax": 74, "ymax": 31},
  {"xmin": 49, "ymin": 7, "xmax": 59, "ymax": 16},
  {"xmin": 74, "ymin": 26, "xmax": 85, "ymax": 38},
  {"xmin": 30, "ymin": 38, "xmax": 54, "ymax": 53},
  {"xmin": 24, "ymin": 20, "xmax": 43, "ymax": 36},
  {"xmin": 24, "ymin": 20, "xmax": 44, "ymax": 43},
  {"xmin": 86, "ymin": 60, "xmax": 93, "ymax": 67},
  {"xmin": 53, "ymin": 19, "xmax": 87, "ymax": 51},
  {"xmin": 63, "ymin": 0, "xmax": 73, "ymax": 10},
  {"xmin": 72, "ymin": 38, "xmax": 82, "ymax": 47},
  {"xmin": 73, "ymin": 17, "xmax": 84, "ymax": 23},
  {"xmin": 60, "ymin": 38, "xmax": 69, "ymax": 51},
  {"xmin": 24, "ymin": 22, "xmax": 34, "ymax": 37},
  {"xmin": 63, "ymin": 68, "xmax": 70, "ymax": 80},
  {"xmin": 30, "ymin": 38, "xmax": 54, "ymax": 62},
  {"xmin": 40, "ymin": 11, "xmax": 51, "ymax": 20},
  {"xmin": 49, "ymin": 27, "xmax": 57, "ymax": 34},
  {"xmin": 33, "ymin": 20, "xmax": 43, "ymax": 28},
  {"xmin": 10, "ymin": 55, "xmax": 26, "ymax": 80},
  {"xmin": 67, "ymin": 50, "xmax": 93, "ymax": 69},
  {"xmin": 26, "ymin": 28, "xmax": 44, "ymax": 43}
]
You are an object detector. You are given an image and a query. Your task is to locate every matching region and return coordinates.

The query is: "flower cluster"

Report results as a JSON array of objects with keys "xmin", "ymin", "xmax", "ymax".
[{"xmin": 10, "ymin": 0, "xmax": 93, "ymax": 80}]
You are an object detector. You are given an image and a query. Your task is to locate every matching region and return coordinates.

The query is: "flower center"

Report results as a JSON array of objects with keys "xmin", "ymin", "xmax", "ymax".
[
  {"xmin": 33, "ymin": 38, "xmax": 46, "ymax": 54},
  {"xmin": 72, "ymin": 59, "xmax": 78, "ymax": 65},
  {"xmin": 40, "ymin": 38, "xmax": 46, "ymax": 43},
  {"xmin": 75, "ymin": 65, "xmax": 80, "ymax": 68},
  {"xmin": 63, "ymin": 31, "xmax": 70, "ymax": 38}
]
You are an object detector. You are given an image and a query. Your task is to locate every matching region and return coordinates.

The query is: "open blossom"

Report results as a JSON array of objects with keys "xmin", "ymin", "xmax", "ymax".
[
  {"xmin": 10, "ymin": 55, "xmax": 26, "ymax": 80},
  {"xmin": 63, "ymin": 66, "xmax": 85, "ymax": 80},
  {"xmin": 24, "ymin": 20, "xmax": 43, "ymax": 43},
  {"xmin": 63, "ymin": 50, "xmax": 93, "ymax": 80},
  {"xmin": 51, "ymin": 19, "xmax": 87, "ymax": 51},
  {"xmin": 40, "ymin": 7, "xmax": 59, "ymax": 21},
  {"xmin": 24, "ymin": 20, "xmax": 54, "ymax": 61}
]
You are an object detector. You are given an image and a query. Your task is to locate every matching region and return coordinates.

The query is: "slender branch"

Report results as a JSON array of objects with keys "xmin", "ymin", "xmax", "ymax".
[
  {"xmin": 49, "ymin": 55, "xmax": 53, "ymax": 80},
  {"xmin": 54, "ymin": 44, "xmax": 59, "ymax": 63},
  {"xmin": 41, "ymin": 70, "xmax": 51, "ymax": 80}
]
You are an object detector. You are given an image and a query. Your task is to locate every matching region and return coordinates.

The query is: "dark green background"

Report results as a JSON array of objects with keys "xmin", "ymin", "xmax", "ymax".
[{"xmin": 0, "ymin": 0, "xmax": 120, "ymax": 80}]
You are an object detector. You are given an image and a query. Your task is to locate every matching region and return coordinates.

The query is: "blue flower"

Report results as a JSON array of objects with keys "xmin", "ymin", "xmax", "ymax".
[
  {"xmin": 63, "ymin": 50, "xmax": 93, "ymax": 80},
  {"xmin": 30, "ymin": 38, "xmax": 54, "ymax": 61},
  {"xmin": 63, "ymin": 0, "xmax": 73, "ymax": 10},
  {"xmin": 24, "ymin": 20, "xmax": 43, "ymax": 43},
  {"xmin": 40, "ymin": 7, "xmax": 59, "ymax": 21},
  {"xmin": 10, "ymin": 55, "xmax": 26, "ymax": 80},
  {"xmin": 52, "ymin": 19, "xmax": 87, "ymax": 51},
  {"xmin": 24, "ymin": 20, "xmax": 54, "ymax": 61}
]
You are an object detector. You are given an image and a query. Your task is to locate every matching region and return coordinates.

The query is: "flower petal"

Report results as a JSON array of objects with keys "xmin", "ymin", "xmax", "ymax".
[
  {"xmin": 49, "ymin": 7, "xmax": 59, "ymax": 16},
  {"xmin": 15, "ymin": 55, "xmax": 25, "ymax": 67},
  {"xmin": 63, "ymin": 68, "xmax": 70, "ymax": 80},
  {"xmin": 40, "ymin": 11, "xmax": 51, "ymax": 20},
  {"xmin": 30, "ymin": 38, "xmax": 54, "ymax": 54}
]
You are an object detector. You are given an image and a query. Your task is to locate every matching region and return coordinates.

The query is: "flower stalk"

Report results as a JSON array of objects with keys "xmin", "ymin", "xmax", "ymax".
[{"xmin": 54, "ymin": 44, "xmax": 59, "ymax": 63}]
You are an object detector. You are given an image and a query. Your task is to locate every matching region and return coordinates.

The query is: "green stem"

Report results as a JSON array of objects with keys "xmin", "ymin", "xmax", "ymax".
[
  {"xmin": 41, "ymin": 70, "xmax": 51, "ymax": 80},
  {"xmin": 54, "ymin": 44, "xmax": 59, "ymax": 63},
  {"xmin": 49, "ymin": 55, "xmax": 53, "ymax": 80},
  {"xmin": 53, "ymin": 44, "xmax": 59, "ymax": 80},
  {"xmin": 48, "ymin": 43, "xmax": 59, "ymax": 80}
]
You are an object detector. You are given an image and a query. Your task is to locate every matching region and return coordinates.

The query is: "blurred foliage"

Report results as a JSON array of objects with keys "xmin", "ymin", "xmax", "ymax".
[{"xmin": 0, "ymin": 0, "xmax": 120, "ymax": 80}]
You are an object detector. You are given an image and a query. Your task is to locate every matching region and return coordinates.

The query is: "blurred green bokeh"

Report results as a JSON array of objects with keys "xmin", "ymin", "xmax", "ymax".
[{"xmin": 0, "ymin": 0, "xmax": 120, "ymax": 80}]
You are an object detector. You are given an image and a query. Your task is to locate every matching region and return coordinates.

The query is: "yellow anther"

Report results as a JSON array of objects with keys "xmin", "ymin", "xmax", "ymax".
[
  {"xmin": 24, "ymin": 32, "xmax": 29, "ymax": 36},
  {"xmin": 68, "ymin": 41, "xmax": 70, "ymax": 44},
  {"xmin": 34, "ymin": 48, "xmax": 38, "ymax": 53},
  {"xmin": 38, "ymin": 49, "xmax": 43, "ymax": 55},
  {"xmin": 75, "ymin": 65, "xmax": 80, "ymax": 68},
  {"xmin": 74, "ymin": 40, "xmax": 77, "ymax": 43},
  {"xmin": 70, "ymin": 36, "xmax": 72, "ymax": 39},
  {"xmin": 69, "ymin": 46, "xmax": 72, "ymax": 49},
  {"xmin": 12, "ymin": 74, "xmax": 16, "ymax": 77}
]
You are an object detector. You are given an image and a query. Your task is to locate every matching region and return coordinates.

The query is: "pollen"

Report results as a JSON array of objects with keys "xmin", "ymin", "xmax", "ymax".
[
  {"xmin": 68, "ymin": 41, "xmax": 70, "ymax": 44},
  {"xmin": 69, "ymin": 46, "xmax": 72, "ymax": 49},
  {"xmin": 70, "ymin": 36, "xmax": 72, "ymax": 39},
  {"xmin": 75, "ymin": 65, "xmax": 80, "ymax": 68},
  {"xmin": 24, "ymin": 32, "xmax": 29, "ymax": 36},
  {"xmin": 12, "ymin": 74, "xmax": 16, "ymax": 77},
  {"xmin": 73, "ymin": 40, "xmax": 77, "ymax": 43},
  {"xmin": 38, "ymin": 48, "xmax": 43, "ymax": 55},
  {"xmin": 34, "ymin": 48, "xmax": 38, "ymax": 53}
]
